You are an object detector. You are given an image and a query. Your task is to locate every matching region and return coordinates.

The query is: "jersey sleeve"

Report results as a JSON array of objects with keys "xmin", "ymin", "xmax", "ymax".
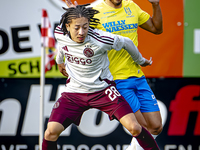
[
  {"xmin": 92, "ymin": 28, "xmax": 145, "ymax": 65},
  {"xmin": 54, "ymin": 25, "xmax": 65, "ymax": 64},
  {"xmin": 122, "ymin": 36, "xmax": 146, "ymax": 65},
  {"xmin": 96, "ymin": 28, "xmax": 126, "ymax": 51},
  {"xmin": 132, "ymin": 1, "xmax": 150, "ymax": 25},
  {"xmin": 56, "ymin": 45, "xmax": 64, "ymax": 64}
]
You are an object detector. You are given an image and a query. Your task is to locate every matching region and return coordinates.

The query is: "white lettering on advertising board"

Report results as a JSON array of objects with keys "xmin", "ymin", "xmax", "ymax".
[{"xmin": 0, "ymin": 84, "xmax": 167, "ymax": 137}]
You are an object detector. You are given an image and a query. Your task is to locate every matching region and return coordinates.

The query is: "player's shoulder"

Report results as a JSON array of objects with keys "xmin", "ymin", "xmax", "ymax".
[
  {"xmin": 88, "ymin": 27, "xmax": 103, "ymax": 40},
  {"xmin": 54, "ymin": 25, "xmax": 62, "ymax": 34},
  {"xmin": 123, "ymin": 0, "xmax": 140, "ymax": 8},
  {"xmin": 54, "ymin": 25, "xmax": 64, "ymax": 38},
  {"xmin": 54, "ymin": 25, "xmax": 71, "ymax": 44},
  {"xmin": 93, "ymin": 1, "xmax": 105, "ymax": 9},
  {"xmin": 88, "ymin": 27, "xmax": 115, "ymax": 45}
]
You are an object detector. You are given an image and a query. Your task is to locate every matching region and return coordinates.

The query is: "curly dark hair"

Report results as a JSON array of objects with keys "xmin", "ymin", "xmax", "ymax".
[{"xmin": 60, "ymin": 4, "xmax": 100, "ymax": 35}]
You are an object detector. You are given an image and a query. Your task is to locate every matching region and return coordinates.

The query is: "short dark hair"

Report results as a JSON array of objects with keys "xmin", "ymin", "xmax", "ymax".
[{"xmin": 60, "ymin": 4, "xmax": 100, "ymax": 35}]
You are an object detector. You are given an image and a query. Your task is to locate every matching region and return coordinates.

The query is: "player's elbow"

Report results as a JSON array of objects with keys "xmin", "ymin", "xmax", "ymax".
[
  {"xmin": 154, "ymin": 28, "xmax": 163, "ymax": 35},
  {"xmin": 156, "ymin": 29, "xmax": 163, "ymax": 35}
]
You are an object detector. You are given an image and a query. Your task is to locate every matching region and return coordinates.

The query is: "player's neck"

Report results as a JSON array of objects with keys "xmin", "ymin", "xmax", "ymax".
[{"xmin": 105, "ymin": 0, "xmax": 122, "ymax": 9}]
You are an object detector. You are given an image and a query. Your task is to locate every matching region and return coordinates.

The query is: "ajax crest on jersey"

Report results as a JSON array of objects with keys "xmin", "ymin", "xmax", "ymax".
[{"xmin": 83, "ymin": 45, "xmax": 94, "ymax": 58}]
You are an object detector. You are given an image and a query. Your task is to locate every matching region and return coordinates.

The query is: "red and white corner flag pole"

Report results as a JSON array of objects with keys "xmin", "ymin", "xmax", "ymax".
[
  {"xmin": 40, "ymin": 43, "xmax": 45, "ymax": 150},
  {"xmin": 40, "ymin": 9, "xmax": 56, "ymax": 150},
  {"xmin": 40, "ymin": 9, "xmax": 46, "ymax": 150}
]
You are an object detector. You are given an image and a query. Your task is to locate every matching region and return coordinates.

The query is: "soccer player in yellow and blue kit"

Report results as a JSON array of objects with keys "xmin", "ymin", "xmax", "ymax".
[{"xmin": 65, "ymin": 0, "xmax": 163, "ymax": 149}]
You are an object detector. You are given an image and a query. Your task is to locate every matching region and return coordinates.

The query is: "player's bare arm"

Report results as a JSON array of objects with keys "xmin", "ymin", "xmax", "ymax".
[
  {"xmin": 58, "ymin": 63, "xmax": 68, "ymax": 77},
  {"xmin": 139, "ymin": 0, "xmax": 163, "ymax": 34},
  {"xmin": 148, "ymin": 0, "xmax": 160, "ymax": 4}
]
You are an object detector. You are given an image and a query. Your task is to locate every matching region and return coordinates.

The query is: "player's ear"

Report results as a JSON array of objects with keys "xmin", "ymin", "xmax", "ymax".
[{"xmin": 65, "ymin": 23, "xmax": 70, "ymax": 32}]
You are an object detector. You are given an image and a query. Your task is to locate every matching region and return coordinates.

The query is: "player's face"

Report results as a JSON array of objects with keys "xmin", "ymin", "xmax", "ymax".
[
  {"xmin": 109, "ymin": 0, "xmax": 122, "ymax": 6},
  {"xmin": 66, "ymin": 17, "xmax": 89, "ymax": 43}
]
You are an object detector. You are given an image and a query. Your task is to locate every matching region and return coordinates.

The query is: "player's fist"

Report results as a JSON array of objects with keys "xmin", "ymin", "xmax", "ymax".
[
  {"xmin": 65, "ymin": 0, "xmax": 78, "ymax": 8},
  {"xmin": 58, "ymin": 63, "xmax": 68, "ymax": 77},
  {"xmin": 141, "ymin": 57, "xmax": 153, "ymax": 67}
]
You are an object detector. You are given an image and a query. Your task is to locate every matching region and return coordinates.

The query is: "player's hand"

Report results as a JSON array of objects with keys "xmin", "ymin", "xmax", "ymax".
[
  {"xmin": 141, "ymin": 57, "xmax": 153, "ymax": 67},
  {"xmin": 58, "ymin": 63, "xmax": 68, "ymax": 77},
  {"xmin": 65, "ymin": 0, "xmax": 78, "ymax": 8}
]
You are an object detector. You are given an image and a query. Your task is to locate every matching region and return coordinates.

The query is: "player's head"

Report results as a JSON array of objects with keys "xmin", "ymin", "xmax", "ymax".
[
  {"xmin": 108, "ymin": 0, "xmax": 122, "ymax": 7},
  {"xmin": 60, "ymin": 4, "xmax": 100, "ymax": 43}
]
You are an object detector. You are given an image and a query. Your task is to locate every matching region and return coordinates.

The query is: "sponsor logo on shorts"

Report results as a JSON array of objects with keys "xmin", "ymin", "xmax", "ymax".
[
  {"xmin": 152, "ymin": 95, "xmax": 156, "ymax": 99},
  {"xmin": 53, "ymin": 102, "xmax": 60, "ymax": 109}
]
